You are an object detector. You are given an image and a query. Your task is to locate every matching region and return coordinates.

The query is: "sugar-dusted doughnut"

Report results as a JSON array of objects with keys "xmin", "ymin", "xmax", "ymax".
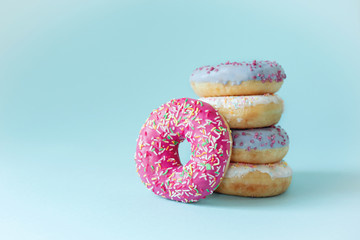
[
  {"xmin": 231, "ymin": 126, "xmax": 289, "ymax": 164},
  {"xmin": 199, "ymin": 94, "xmax": 284, "ymax": 129},
  {"xmin": 135, "ymin": 98, "xmax": 232, "ymax": 203},
  {"xmin": 190, "ymin": 60, "xmax": 286, "ymax": 97},
  {"xmin": 216, "ymin": 160, "xmax": 292, "ymax": 197}
]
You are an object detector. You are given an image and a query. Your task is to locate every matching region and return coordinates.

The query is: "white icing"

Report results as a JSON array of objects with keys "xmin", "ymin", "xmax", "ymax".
[
  {"xmin": 189, "ymin": 60, "xmax": 286, "ymax": 84},
  {"xmin": 224, "ymin": 160, "xmax": 292, "ymax": 179},
  {"xmin": 199, "ymin": 95, "xmax": 283, "ymax": 109},
  {"xmin": 232, "ymin": 126, "xmax": 289, "ymax": 150}
]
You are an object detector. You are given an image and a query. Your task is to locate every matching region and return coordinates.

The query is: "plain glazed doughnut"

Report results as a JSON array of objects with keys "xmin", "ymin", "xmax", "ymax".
[
  {"xmin": 231, "ymin": 126, "xmax": 289, "ymax": 164},
  {"xmin": 135, "ymin": 98, "xmax": 232, "ymax": 203},
  {"xmin": 216, "ymin": 160, "xmax": 292, "ymax": 197},
  {"xmin": 199, "ymin": 94, "xmax": 284, "ymax": 129},
  {"xmin": 190, "ymin": 60, "xmax": 286, "ymax": 97}
]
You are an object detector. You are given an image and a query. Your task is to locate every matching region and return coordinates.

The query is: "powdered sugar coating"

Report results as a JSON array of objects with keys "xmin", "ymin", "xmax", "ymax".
[
  {"xmin": 135, "ymin": 98, "xmax": 232, "ymax": 203},
  {"xmin": 190, "ymin": 60, "xmax": 286, "ymax": 85},
  {"xmin": 199, "ymin": 94, "xmax": 283, "ymax": 109},
  {"xmin": 232, "ymin": 125, "xmax": 289, "ymax": 151},
  {"xmin": 224, "ymin": 160, "xmax": 292, "ymax": 179}
]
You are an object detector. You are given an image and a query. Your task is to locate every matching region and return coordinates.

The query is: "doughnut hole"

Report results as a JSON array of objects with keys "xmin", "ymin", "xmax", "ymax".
[{"xmin": 178, "ymin": 139, "xmax": 191, "ymax": 165}]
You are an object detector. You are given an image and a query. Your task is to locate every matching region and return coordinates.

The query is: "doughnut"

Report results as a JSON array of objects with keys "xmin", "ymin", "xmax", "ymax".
[
  {"xmin": 199, "ymin": 94, "xmax": 284, "ymax": 129},
  {"xmin": 190, "ymin": 60, "xmax": 286, "ymax": 97},
  {"xmin": 216, "ymin": 160, "xmax": 292, "ymax": 197},
  {"xmin": 231, "ymin": 126, "xmax": 289, "ymax": 164},
  {"xmin": 135, "ymin": 98, "xmax": 232, "ymax": 203}
]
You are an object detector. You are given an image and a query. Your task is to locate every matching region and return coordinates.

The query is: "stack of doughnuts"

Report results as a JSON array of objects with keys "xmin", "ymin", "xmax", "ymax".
[
  {"xmin": 134, "ymin": 60, "xmax": 291, "ymax": 203},
  {"xmin": 190, "ymin": 60, "xmax": 292, "ymax": 197}
]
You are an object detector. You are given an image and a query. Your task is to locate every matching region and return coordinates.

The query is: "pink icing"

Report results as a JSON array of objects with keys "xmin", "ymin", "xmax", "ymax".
[{"xmin": 135, "ymin": 98, "xmax": 232, "ymax": 203}]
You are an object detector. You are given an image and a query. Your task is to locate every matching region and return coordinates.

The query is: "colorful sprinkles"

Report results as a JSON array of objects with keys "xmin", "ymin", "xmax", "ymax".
[{"xmin": 135, "ymin": 98, "xmax": 232, "ymax": 203}]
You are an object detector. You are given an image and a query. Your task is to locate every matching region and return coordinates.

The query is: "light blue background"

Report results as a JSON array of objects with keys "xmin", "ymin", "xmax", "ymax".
[{"xmin": 1, "ymin": 0, "xmax": 360, "ymax": 239}]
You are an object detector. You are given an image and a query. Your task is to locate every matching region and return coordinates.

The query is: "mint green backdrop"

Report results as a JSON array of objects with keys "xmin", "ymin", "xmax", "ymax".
[{"xmin": 1, "ymin": 0, "xmax": 359, "ymax": 239}]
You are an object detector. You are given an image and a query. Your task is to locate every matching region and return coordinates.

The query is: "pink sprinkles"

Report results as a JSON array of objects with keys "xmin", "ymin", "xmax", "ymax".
[
  {"xmin": 193, "ymin": 60, "xmax": 286, "ymax": 82},
  {"xmin": 232, "ymin": 125, "xmax": 289, "ymax": 151}
]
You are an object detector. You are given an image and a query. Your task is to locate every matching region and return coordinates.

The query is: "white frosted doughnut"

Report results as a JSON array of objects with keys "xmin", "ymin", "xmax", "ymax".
[
  {"xmin": 216, "ymin": 160, "xmax": 292, "ymax": 197},
  {"xmin": 199, "ymin": 94, "xmax": 284, "ymax": 129},
  {"xmin": 231, "ymin": 125, "xmax": 289, "ymax": 164},
  {"xmin": 190, "ymin": 60, "xmax": 286, "ymax": 97}
]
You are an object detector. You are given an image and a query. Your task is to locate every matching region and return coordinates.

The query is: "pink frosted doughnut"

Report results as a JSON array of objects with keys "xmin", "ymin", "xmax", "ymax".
[{"xmin": 135, "ymin": 98, "xmax": 232, "ymax": 203}]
